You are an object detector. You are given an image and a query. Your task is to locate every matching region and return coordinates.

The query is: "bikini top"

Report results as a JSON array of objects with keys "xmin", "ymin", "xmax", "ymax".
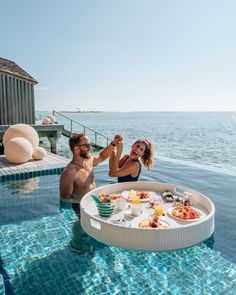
[{"xmin": 117, "ymin": 156, "xmax": 141, "ymax": 183}]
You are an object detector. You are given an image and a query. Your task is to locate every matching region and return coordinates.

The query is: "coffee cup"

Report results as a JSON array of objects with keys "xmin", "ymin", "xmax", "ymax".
[
  {"xmin": 131, "ymin": 204, "xmax": 141, "ymax": 216},
  {"xmin": 115, "ymin": 198, "xmax": 126, "ymax": 210}
]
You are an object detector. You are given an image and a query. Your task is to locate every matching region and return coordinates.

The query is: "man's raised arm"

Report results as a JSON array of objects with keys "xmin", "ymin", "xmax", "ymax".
[{"xmin": 93, "ymin": 135, "xmax": 123, "ymax": 166}]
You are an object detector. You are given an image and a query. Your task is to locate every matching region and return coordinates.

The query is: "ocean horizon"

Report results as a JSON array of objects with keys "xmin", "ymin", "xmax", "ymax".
[{"xmin": 37, "ymin": 111, "xmax": 236, "ymax": 174}]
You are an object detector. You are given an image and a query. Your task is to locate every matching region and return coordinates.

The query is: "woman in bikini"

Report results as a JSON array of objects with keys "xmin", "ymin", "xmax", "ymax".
[{"xmin": 109, "ymin": 139, "xmax": 154, "ymax": 182}]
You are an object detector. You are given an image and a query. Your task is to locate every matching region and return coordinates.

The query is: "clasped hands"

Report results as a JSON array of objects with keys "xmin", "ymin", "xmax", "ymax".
[{"xmin": 111, "ymin": 135, "xmax": 123, "ymax": 153}]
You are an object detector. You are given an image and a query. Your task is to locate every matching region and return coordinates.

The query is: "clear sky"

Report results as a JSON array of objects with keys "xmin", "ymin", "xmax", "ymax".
[{"xmin": 1, "ymin": 0, "xmax": 236, "ymax": 112}]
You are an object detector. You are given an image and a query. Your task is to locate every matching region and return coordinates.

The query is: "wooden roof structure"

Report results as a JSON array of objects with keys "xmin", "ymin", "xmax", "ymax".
[
  {"xmin": 0, "ymin": 57, "xmax": 38, "ymax": 84},
  {"xmin": 0, "ymin": 57, "xmax": 38, "ymax": 125}
]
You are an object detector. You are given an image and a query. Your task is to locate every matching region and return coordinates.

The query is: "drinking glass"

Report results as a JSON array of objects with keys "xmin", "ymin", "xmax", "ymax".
[{"xmin": 154, "ymin": 206, "xmax": 163, "ymax": 216}]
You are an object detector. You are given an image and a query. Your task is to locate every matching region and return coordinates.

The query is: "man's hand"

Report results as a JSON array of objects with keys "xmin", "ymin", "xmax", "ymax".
[
  {"xmin": 112, "ymin": 134, "xmax": 123, "ymax": 146},
  {"xmin": 93, "ymin": 134, "xmax": 123, "ymax": 166}
]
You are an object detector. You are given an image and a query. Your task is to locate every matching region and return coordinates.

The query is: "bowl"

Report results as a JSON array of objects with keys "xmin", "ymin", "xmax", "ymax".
[
  {"xmin": 97, "ymin": 209, "xmax": 114, "ymax": 217},
  {"xmin": 96, "ymin": 203, "xmax": 114, "ymax": 217},
  {"xmin": 98, "ymin": 211, "xmax": 113, "ymax": 217},
  {"xmin": 97, "ymin": 203, "xmax": 114, "ymax": 209}
]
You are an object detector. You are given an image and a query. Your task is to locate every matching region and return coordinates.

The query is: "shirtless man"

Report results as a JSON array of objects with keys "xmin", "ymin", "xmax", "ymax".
[{"xmin": 60, "ymin": 133, "xmax": 122, "ymax": 215}]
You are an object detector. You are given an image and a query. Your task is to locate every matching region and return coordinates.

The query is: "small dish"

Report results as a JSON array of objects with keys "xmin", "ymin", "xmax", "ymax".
[
  {"xmin": 167, "ymin": 207, "xmax": 204, "ymax": 222},
  {"xmin": 124, "ymin": 209, "xmax": 142, "ymax": 218},
  {"xmin": 162, "ymin": 192, "xmax": 174, "ymax": 202},
  {"xmin": 139, "ymin": 217, "xmax": 169, "ymax": 229},
  {"xmin": 122, "ymin": 190, "xmax": 157, "ymax": 202},
  {"xmin": 115, "ymin": 198, "xmax": 126, "ymax": 210},
  {"xmin": 96, "ymin": 203, "xmax": 114, "ymax": 217}
]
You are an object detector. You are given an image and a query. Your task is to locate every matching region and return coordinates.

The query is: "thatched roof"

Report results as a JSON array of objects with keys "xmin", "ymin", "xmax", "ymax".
[{"xmin": 0, "ymin": 57, "xmax": 38, "ymax": 84}]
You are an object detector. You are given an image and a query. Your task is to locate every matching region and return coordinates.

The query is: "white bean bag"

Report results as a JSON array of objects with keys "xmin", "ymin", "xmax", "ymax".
[
  {"xmin": 4, "ymin": 137, "xmax": 33, "ymax": 164},
  {"xmin": 3, "ymin": 124, "xmax": 39, "ymax": 148},
  {"xmin": 42, "ymin": 118, "xmax": 50, "ymax": 125},
  {"xmin": 32, "ymin": 147, "xmax": 46, "ymax": 160},
  {"xmin": 46, "ymin": 115, "xmax": 56, "ymax": 124}
]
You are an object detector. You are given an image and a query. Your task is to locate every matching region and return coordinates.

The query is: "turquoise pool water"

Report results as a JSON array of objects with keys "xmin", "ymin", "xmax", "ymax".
[{"xmin": 0, "ymin": 159, "xmax": 236, "ymax": 294}]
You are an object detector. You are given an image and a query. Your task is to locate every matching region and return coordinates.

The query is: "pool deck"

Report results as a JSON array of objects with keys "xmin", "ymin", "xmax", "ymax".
[{"xmin": 0, "ymin": 152, "xmax": 69, "ymax": 177}]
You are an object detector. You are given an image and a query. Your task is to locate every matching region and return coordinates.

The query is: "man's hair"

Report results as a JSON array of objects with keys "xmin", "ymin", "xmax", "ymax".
[{"xmin": 69, "ymin": 133, "xmax": 86, "ymax": 151}]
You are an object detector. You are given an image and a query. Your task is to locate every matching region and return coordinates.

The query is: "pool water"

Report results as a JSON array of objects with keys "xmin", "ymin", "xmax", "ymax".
[{"xmin": 0, "ymin": 159, "xmax": 236, "ymax": 294}]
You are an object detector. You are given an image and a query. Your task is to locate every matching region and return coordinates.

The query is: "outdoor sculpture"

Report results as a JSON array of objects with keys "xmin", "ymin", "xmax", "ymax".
[
  {"xmin": 42, "ymin": 115, "xmax": 56, "ymax": 125},
  {"xmin": 32, "ymin": 146, "xmax": 47, "ymax": 160},
  {"xmin": 46, "ymin": 115, "xmax": 56, "ymax": 124},
  {"xmin": 4, "ymin": 137, "xmax": 33, "ymax": 164},
  {"xmin": 3, "ymin": 123, "xmax": 39, "ymax": 148},
  {"xmin": 42, "ymin": 118, "xmax": 51, "ymax": 125},
  {"xmin": 3, "ymin": 124, "xmax": 46, "ymax": 164}
]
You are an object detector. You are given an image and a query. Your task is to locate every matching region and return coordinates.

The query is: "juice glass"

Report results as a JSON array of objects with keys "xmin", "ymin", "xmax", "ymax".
[
  {"xmin": 131, "ymin": 197, "xmax": 141, "ymax": 216},
  {"xmin": 131, "ymin": 197, "xmax": 140, "ymax": 205},
  {"xmin": 154, "ymin": 206, "xmax": 163, "ymax": 216}
]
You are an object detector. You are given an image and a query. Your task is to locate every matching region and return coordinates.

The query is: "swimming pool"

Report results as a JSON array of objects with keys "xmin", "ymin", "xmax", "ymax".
[
  {"xmin": 0, "ymin": 159, "xmax": 236, "ymax": 294},
  {"xmin": 0, "ymin": 168, "xmax": 63, "ymax": 226}
]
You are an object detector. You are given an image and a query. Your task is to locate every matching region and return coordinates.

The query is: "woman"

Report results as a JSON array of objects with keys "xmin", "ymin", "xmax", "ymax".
[{"xmin": 109, "ymin": 139, "xmax": 154, "ymax": 182}]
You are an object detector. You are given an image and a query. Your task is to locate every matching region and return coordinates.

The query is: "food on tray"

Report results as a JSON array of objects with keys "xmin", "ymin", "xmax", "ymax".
[
  {"xmin": 128, "ymin": 190, "xmax": 137, "ymax": 199},
  {"xmin": 128, "ymin": 190, "xmax": 150, "ymax": 200},
  {"xmin": 139, "ymin": 218, "xmax": 152, "ymax": 228},
  {"xmin": 137, "ymin": 191, "xmax": 150, "ymax": 199},
  {"xmin": 94, "ymin": 192, "xmax": 125, "ymax": 204},
  {"xmin": 100, "ymin": 193, "xmax": 109, "ymax": 198},
  {"xmin": 172, "ymin": 206, "xmax": 201, "ymax": 220},
  {"xmin": 109, "ymin": 194, "xmax": 123, "ymax": 201},
  {"xmin": 131, "ymin": 197, "xmax": 140, "ymax": 205},
  {"xmin": 149, "ymin": 198, "xmax": 161, "ymax": 208},
  {"xmin": 139, "ymin": 216, "xmax": 168, "ymax": 229},
  {"xmin": 98, "ymin": 193, "xmax": 111, "ymax": 203}
]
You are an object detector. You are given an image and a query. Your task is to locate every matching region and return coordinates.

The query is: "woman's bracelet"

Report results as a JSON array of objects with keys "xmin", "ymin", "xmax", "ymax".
[{"xmin": 110, "ymin": 141, "xmax": 116, "ymax": 147}]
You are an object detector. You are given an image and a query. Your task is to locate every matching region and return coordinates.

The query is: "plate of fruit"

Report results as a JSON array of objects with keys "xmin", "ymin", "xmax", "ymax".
[
  {"xmin": 97, "ymin": 193, "xmax": 123, "ymax": 202},
  {"xmin": 168, "ymin": 206, "xmax": 202, "ymax": 221},
  {"xmin": 139, "ymin": 216, "xmax": 169, "ymax": 229},
  {"xmin": 122, "ymin": 190, "xmax": 156, "ymax": 202}
]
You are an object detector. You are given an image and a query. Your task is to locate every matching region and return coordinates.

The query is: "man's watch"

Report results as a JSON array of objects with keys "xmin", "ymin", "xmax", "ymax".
[{"xmin": 110, "ymin": 141, "xmax": 116, "ymax": 147}]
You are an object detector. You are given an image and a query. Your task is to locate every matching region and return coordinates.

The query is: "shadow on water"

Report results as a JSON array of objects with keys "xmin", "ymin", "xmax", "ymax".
[
  {"xmin": 70, "ymin": 219, "xmax": 107, "ymax": 254},
  {"xmin": 0, "ymin": 256, "xmax": 14, "ymax": 295},
  {"xmin": 203, "ymin": 234, "xmax": 215, "ymax": 250},
  {"xmin": 60, "ymin": 201, "xmax": 107, "ymax": 254}
]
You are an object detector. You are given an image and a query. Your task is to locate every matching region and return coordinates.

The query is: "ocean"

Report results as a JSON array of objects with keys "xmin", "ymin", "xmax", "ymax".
[{"xmin": 38, "ymin": 111, "xmax": 236, "ymax": 174}]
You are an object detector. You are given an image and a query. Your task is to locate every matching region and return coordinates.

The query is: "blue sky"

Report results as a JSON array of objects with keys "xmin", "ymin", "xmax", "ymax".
[{"xmin": 1, "ymin": 0, "xmax": 236, "ymax": 111}]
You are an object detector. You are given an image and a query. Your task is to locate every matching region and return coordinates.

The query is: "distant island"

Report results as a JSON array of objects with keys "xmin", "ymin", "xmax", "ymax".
[{"xmin": 60, "ymin": 110, "xmax": 103, "ymax": 113}]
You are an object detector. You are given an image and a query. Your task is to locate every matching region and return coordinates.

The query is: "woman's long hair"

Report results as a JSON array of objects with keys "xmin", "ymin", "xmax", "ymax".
[{"xmin": 135, "ymin": 139, "xmax": 154, "ymax": 170}]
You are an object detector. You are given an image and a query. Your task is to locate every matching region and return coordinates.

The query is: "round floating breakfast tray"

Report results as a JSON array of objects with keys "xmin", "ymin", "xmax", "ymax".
[{"xmin": 80, "ymin": 182, "xmax": 215, "ymax": 251}]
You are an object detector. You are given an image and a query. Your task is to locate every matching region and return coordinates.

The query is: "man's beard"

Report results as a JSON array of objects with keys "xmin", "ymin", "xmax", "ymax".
[{"xmin": 80, "ymin": 150, "xmax": 91, "ymax": 159}]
